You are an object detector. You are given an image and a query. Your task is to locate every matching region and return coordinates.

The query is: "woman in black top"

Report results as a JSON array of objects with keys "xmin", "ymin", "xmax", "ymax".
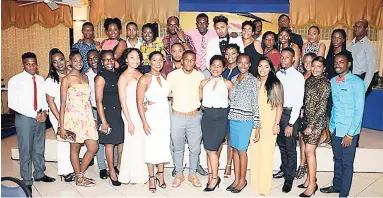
[
  {"xmin": 243, "ymin": 21, "xmax": 263, "ymax": 76},
  {"xmin": 325, "ymin": 29, "xmax": 353, "ymax": 80}
]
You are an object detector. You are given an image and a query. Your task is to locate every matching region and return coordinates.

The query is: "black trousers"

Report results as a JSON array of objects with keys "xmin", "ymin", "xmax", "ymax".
[{"xmin": 277, "ymin": 108, "xmax": 298, "ymax": 183}]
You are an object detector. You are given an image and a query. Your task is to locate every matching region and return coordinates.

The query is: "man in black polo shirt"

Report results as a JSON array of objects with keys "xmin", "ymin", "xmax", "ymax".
[{"xmin": 278, "ymin": 14, "xmax": 304, "ymax": 51}]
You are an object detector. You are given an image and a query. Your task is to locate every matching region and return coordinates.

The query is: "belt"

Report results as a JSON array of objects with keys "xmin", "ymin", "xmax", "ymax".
[
  {"xmin": 172, "ymin": 109, "xmax": 200, "ymax": 116},
  {"xmin": 283, "ymin": 107, "xmax": 292, "ymax": 110},
  {"xmin": 92, "ymin": 107, "xmax": 97, "ymax": 111}
]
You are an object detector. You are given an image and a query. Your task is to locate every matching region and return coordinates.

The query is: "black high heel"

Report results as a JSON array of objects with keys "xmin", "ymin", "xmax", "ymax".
[
  {"xmin": 60, "ymin": 173, "xmax": 75, "ymax": 182},
  {"xmin": 109, "ymin": 174, "xmax": 121, "ymax": 186},
  {"xmin": 297, "ymin": 178, "xmax": 318, "ymax": 188},
  {"xmin": 231, "ymin": 180, "xmax": 247, "ymax": 193},
  {"xmin": 226, "ymin": 182, "xmax": 236, "ymax": 191},
  {"xmin": 148, "ymin": 175, "xmax": 157, "ymax": 193},
  {"xmin": 155, "ymin": 171, "xmax": 167, "ymax": 189},
  {"xmin": 299, "ymin": 184, "xmax": 318, "ymax": 197},
  {"xmin": 204, "ymin": 177, "xmax": 220, "ymax": 192}
]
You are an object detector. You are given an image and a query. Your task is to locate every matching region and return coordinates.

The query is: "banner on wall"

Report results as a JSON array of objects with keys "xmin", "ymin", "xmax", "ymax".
[{"xmin": 180, "ymin": 12, "xmax": 280, "ymax": 35}]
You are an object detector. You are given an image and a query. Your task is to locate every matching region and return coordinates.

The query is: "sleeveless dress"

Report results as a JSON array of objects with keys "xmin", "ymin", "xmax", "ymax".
[
  {"xmin": 97, "ymin": 69, "xmax": 125, "ymax": 145},
  {"xmin": 63, "ymin": 84, "xmax": 98, "ymax": 143},
  {"xmin": 250, "ymin": 81, "xmax": 277, "ymax": 195},
  {"xmin": 144, "ymin": 74, "xmax": 171, "ymax": 164},
  {"xmin": 119, "ymin": 80, "xmax": 148, "ymax": 184}
]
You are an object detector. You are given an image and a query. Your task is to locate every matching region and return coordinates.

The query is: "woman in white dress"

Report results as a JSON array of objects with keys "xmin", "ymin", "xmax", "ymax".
[
  {"xmin": 137, "ymin": 51, "xmax": 171, "ymax": 193},
  {"xmin": 45, "ymin": 48, "xmax": 74, "ymax": 181},
  {"xmin": 118, "ymin": 48, "xmax": 148, "ymax": 184}
]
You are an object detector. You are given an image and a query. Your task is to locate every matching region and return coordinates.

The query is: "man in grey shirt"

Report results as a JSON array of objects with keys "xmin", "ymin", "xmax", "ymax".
[{"xmin": 348, "ymin": 19, "xmax": 377, "ymax": 92}]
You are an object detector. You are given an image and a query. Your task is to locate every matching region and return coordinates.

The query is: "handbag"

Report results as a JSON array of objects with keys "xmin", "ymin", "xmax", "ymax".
[{"xmin": 57, "ymin": 127, "xmax": 76, "ymax": 142}]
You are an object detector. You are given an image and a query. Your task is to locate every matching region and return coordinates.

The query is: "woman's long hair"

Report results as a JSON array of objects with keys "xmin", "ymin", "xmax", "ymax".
[
  {"xmin": 47, "ymin": 48, "xmax": 65, "ymax": 83},
  {"xmin": 327, "ymin": 29, "xmax": 347, "ymax": 56},
  {"xmin": 256, "ymin": 56, "xmax": 284, "ymax": 109},
  {"xmin": 120, "ymin": 48, "xmax": 143, "ymax": 72}
]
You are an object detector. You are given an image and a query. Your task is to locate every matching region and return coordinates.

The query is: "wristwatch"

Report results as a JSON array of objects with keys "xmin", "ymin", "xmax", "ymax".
[
  {"xmin": 287, "ymin": 123, "xmax": 293, "ymax": 127},
  {"xmin": 180, "ymin": 40, "xmax": 186, "ymax": 44}
]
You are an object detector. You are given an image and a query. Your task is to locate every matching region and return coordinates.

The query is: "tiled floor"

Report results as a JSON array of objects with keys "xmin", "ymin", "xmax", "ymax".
[{"xmin": 2, "ymin": 129, "xmax": 383, "ymax": 197}]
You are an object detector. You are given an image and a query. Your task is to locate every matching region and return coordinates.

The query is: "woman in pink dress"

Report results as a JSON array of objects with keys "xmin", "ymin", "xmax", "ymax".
[{"xmin": 101, "ymin": 18, "xmax": 127, "ymax": 68}]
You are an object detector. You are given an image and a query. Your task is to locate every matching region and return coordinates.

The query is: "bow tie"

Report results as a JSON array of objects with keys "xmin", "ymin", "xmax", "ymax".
[
  {"xmin": 280, "ymin": 69, "xmax": 286, "ymax": 75},
  {"xmin": 336, "ymin": 76, "xmax": 345, "ymax": 83}
]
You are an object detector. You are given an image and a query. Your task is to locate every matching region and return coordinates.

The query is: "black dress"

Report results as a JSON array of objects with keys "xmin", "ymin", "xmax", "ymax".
[
  {"xmin": 97, "ymin": 68, "xmax": 124, "ymax": 144},
  {"xmin": 245, "ymin": 43, "xmax": 262, "ymax": 77}
]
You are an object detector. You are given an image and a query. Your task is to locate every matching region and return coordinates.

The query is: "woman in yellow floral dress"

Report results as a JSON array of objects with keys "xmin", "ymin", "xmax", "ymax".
[{"xmin": 59, "ymin": 49, "xmax": 99, "ymax": 187}]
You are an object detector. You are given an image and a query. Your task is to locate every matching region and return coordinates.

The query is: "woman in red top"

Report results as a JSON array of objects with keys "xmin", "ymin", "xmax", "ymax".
[{"xmin": 262, "ymin": 31, "xmax": 281, "ymax": 71}]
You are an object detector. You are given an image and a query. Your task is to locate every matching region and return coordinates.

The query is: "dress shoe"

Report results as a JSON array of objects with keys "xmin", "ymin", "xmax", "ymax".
[
  {"xmin": 99, "ymin": 169, "xmax": 108, "ymax": 179},
  {"xmin": 172, "ymin": 168, "xmax": 176, "ymax": 177},
  {"xmin": 34, "ymin": 175, "xmax": 56, "ymax": 182},
  {"xmin": 299, "ymin": 184, "xmax": 318, "ymax": 197},
  {"xmin": 188, "ymin": 174, "xmax": 202, "ymax": 187},
  {"xmin": 27, "ymin": 185, "xmax": 32, "ymax": 195},
  {"xmin": 320, "ymin": 186, "xmax": 340, "ymax": 194},
  {"xmin": 273, "ymin": 170, "xmax": 284, "ymax": 179},
  {"xmin": 196, "ymin": 165, "xmax": 208, "ymax": 176},
  {"xmin": 172, "ymin": 174, "xmax": 185, "ymax": 188},
  {"xmin": 231, "ymin": 180, "xmax": 247, "ymax": 193},
  {"xmin": 282, "ymin": 182, "xmax": 293, "ymax": 193}
]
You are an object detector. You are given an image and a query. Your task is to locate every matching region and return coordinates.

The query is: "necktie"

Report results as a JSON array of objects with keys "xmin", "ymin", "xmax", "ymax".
[
  {"xmin": 199, "ymin": 36, "xmax": 207, "ymax": 71},
  {"xmin": 336, "ymin": 76, "xmax": 345, "ymax": 83},
  {"xmin": 32, "ymin": 76, "xmax": 37, "ymax": 111}
]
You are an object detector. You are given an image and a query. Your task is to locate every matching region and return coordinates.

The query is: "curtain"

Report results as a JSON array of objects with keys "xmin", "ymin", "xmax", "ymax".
[
  {"xmin": 290, "ymin": 0, "xmax": 383, "ymax": 29},
  {"xmin": 1, "ymin": 1, "xmax": 73, "ymax": 30},
  {"xmin": 1, "ymin": 24, "xmax": 70, "ymax": 113},
  {"xmin": 89, "ymin": 0, "xmax": 179, "ymax": 26}
]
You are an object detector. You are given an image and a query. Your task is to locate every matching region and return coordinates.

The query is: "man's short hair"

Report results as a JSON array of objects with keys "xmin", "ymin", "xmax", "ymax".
[
  {"xmin": 167, "ymin": 16, "xmax": 179, "ymax": 24},
  {"xmin": 182, "ymin": 50, "xmax": 196, "ymax": 57},
  {"xmin": 278, "ymin": 14, "xmax": 290, "ymax": 21},
  {"xmin": 87, "ymin": 49, "xmax": 99, "ymax": 57},
  {"xmin": 213, "ymin": 15, "xmax": 228, "ymax": 25},
  {"xmin": 281, "ymin": 47, "xmax": 295, "ymax": 57},
  {"xmin": 253, "ymin": 19, "xmax": 262, "ymax": 24},
  {"xmin": 82, "ymin": 22, "xmax": 94, "ymax": 30},
  {"xmin": 126, "ymin": 21, "xmax": 138, "ymax": 28},
  {"xmin": 196, "ymin": 13, "xmax": 209, "ymax": 21},
  {"xmin": 334, "ymin": 51, "xmax": 349, "ymax": 62},
  {"xmin": 22, "ymin": 52, "xmax": 37, "ymax": 61}
]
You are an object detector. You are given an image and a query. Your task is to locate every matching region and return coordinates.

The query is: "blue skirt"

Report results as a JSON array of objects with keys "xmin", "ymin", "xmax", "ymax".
[{"xmin": 229, "ymin": 120, "xmax": 254, "ymax": 151}]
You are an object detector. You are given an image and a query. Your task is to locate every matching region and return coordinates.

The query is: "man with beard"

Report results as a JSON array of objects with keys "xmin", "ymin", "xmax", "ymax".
[
  {"xmin": 187, "ymin": 13, "xmax": 219, "ymax": 78},
  {"xmin": 72, "ymin": 22, "xmax": 101, "ymax": 73},
  {"xmin": 278, "ymin": 14, "xmax": 303, "ymax": 50},
  {"xmin": 253, "ymin": 19, "xmax": 263, "ymax": 42},
  {"xmin": 163, "ymin": 16, "xmax": 195, "ymax": 65},
  {"xmin": 162, "ymin": 43, "xmax": 185, "ymax": 76},
  {"xmin": 320, "ymin": 53, "xmax": 365, "ymax": 197}
]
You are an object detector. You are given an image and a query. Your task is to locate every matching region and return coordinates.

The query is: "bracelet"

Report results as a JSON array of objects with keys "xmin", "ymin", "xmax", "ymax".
[{"xmin": 346, "ymin": 134, "xmax": 353, "ymax": 139}]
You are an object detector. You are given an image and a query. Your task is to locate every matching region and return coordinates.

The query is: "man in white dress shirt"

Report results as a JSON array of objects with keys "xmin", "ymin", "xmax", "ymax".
[
  {"xmin": 274, "ymin": 48, "xmax": 305, "ymax": 193},
  {"xmin": 206, "ymin": 15, "xmax": 244, "ymax": 77},
  {"xmin": 348, "ymin": 19, "xmax": 377, "ymax": 94},
  {"xmin": 126, "ymin": 22, "xmax": 143, "ymax": 49},
  {"xmin": 8, "ymin": 52, "xmax": 56, "ymax": 194}
]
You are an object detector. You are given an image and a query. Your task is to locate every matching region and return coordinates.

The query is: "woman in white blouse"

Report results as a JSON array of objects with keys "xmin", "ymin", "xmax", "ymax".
[
  {"xmin": 199, "ymin": 55, "xmax": 233, "ymax": 192},
  {"xmin": 45, "ymin": 48, "xmax": 73, "ymax": 181}
]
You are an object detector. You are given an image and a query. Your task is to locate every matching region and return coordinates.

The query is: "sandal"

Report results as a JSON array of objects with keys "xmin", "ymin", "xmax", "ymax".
[
  {"xmin": 295, "ymin": 164, "xmax": 307, "ymax": 179},
  {"xmin": 224, "ymin": 165, "xmax": 231, "ymax": 178},
  {"xmin": 155, "ymin": 171, "xmax": 167, "ymax": 189},
  {"xmin": 76, "ymin": 173, "xmax": 96, "ymax": 187},
  {"xmin": 148, "ymin": 175, "xmax": 157, "ymax": 193}
]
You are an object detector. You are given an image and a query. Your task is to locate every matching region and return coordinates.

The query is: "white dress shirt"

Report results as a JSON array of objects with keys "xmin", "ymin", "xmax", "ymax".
[
  {"xmin": 347, "ymin": 36, "xmax": 376, "ymax": 90},
  {"xmin": 45, "ymin": 77, "xmax": 60, "ymax": 131},
  {"xmin": 127, "ymin": 38, "xmax": 142, "ymax": 49},
  {"xmin": 85, "ymin": 69, "xmax": 97, "ymax": 107},
  {"xmin": 276, "ymin": 66, "xmax": 305, "ymax": 125},
  {"xmin": 8, "ymin": 71, "xmax": 48, "ymax": 118},
  {"xmin": 206, "ymin": 36, "xmax": 244, "ymax": 68}
]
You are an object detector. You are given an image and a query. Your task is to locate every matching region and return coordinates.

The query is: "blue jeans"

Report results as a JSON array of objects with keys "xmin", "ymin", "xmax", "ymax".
[{"xmin": 331, "ymin": 133, "xmax": 359, "ymax": 197}]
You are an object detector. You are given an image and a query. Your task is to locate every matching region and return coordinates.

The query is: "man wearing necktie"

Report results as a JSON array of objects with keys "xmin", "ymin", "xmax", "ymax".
[
  {"xmin": 274, "ymin": 48, "xmax": 305, "ymax": 193},
  {"xmin": 8, "ymin": 52, "xmax": 55, "ymax": 195},
  {"xmin": 320, "ymin": 53, "xmax": 365, "ymax": 197}
]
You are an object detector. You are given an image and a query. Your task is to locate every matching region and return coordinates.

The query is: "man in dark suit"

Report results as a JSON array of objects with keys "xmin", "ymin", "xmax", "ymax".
[{"xmin": 278, "ymin": 14, "xmax": 304, "ymax": 51}]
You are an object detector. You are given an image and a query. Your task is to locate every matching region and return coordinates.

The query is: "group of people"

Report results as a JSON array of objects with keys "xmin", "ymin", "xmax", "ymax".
[{"xmin": 7, "ymin": 13, "xmax": 376, "ymax": 198}]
